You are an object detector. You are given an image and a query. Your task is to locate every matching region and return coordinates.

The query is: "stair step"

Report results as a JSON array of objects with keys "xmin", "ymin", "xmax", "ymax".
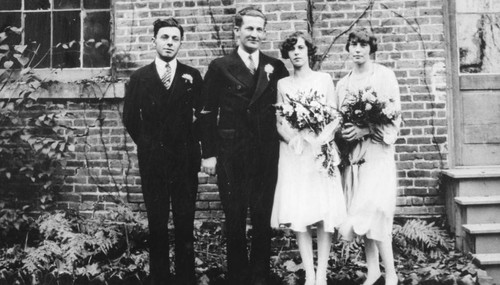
[
  {"xmin": 475, "ymin": 253, "xmax": 500, "ymax": 265},
  {"xmin": 463, "ymin": 224, "xmax": 500, "ymax": 253},
  {"xmin": 443, "ymin": 167, "xmax": 500, "ymax": 179},
  {"xmin": 473, "ymin": 254, "xmax": 500, "ymax": 284},
  {"xmin": 455, "ymin": 196, "xmax": 500, "ymax": 206},
  {"xmin": 464, "ymin": 224, "xmax": 500, "ymax": 234}
]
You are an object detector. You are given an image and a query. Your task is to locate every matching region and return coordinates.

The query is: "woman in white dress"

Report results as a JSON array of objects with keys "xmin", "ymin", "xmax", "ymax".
[
  {"xmin": 336, "ymin": 28, "xmax": 401, "ymax": 285},
  {"xmin": 271, "ymin": 32, "xmax": 346, "ymax": 285}
]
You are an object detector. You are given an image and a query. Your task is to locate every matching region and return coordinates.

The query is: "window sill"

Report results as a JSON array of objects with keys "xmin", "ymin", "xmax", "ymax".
[{"xmin": 0, "ymin": 68, "xmax": 126, "ymax": 99}]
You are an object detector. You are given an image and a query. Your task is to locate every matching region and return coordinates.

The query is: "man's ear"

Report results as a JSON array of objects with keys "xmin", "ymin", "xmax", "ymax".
[{"xmin": 151, "ymin": 36, "xmax": 156, "ymax": 46}]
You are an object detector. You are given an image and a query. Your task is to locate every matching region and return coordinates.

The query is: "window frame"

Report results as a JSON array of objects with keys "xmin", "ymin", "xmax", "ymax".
[
  {"xmin": 0, "ymin": 0, "xmax": 115, "ymax": 79},
  {"xmin": 453, "ymin": 0, "xmax": 500, "ymax": 89}
]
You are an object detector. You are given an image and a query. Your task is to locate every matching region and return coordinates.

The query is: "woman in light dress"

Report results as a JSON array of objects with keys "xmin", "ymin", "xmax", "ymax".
[
  {"xmin": 336, "ymin": 28, "xmax": 401, "ymax": 285},
  {"xmin": 271, "ymin": 31, "xmax": 346, "ymax": 285}
]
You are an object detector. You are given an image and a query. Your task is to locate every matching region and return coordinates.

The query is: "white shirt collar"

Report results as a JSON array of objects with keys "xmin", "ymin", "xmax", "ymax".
[
  {"xmin": 237, "ymin": 47, "xmax": 259, "ymax": 69},
  {"xmin": 155, "ymin": 57, "xmax": 177, "ymax": 77}
]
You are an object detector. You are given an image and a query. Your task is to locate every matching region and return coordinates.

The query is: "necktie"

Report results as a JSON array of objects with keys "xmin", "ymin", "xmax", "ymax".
[
  {"xmin": 161, "ymin": 62, "xmax": 172, "ymax": 89},
  {"xmin": 248, "ymin": 55, "xmax": 256, "ymax": 75}
]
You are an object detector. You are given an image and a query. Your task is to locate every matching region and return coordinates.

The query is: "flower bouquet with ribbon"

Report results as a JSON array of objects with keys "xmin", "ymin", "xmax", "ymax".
[
  {"xmin": 275, "ymin": 89, "xmax": 342, "ymax": 177},
  {"xmin": 338, "ymin": 86, "xmax": 400, "ymax": 167},
  {"xmin": 340, "ymin": 86, "xmax": 399, "ymax": 128}
]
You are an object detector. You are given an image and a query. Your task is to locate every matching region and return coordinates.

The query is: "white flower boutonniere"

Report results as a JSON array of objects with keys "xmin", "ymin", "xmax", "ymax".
[
  {"xmin": 264, "ymin": 64, "xmax": 274, "ymax": 81},
  {"xmin": 182, "ymin": 73, "xmax": 193, "ymax": 84}
]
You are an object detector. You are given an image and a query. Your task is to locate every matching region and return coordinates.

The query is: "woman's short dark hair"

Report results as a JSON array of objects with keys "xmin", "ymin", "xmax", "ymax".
[
  {"xmin": 345, "ymin": 27, "xmax": 378, "ymax": 54},
  {"xmin": 153, "ymin": 18, "xmax": 184, "ymax": 38},
  {"xmin": 280, "ymin": 31, "xmax": 317, "ymax": 59}
]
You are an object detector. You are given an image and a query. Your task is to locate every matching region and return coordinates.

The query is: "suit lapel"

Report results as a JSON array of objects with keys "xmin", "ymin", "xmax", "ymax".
[
  {"xmin": 250, "ymin": 53, "xmax": 272, "ymax": 105},
  {"xmin": 142, "ymin": 62, "xmax": 164, "ymax": 105},
  {"xmin": 167, "ymin": 61, "xmax": 185, "ymax": 104},
  {"xmin": 227, "ymin": 51, "xmax": 254, "ymax": 88}
]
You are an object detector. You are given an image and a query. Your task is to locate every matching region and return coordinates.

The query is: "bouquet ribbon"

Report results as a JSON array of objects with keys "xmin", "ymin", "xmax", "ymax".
[{"xmin": 344, "ymin": 139, "xmax": 368, "ymax": 210}]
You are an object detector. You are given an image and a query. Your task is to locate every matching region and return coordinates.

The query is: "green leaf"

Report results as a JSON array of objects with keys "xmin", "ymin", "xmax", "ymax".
[
  {"xmin": 51, "ymin": 141, "xmax": 59, "ymax": 149},
  {"xmin": 20, "ymin": 134, "xmax": 31, "ymax": 141},
  {"xmin": 28, "ymin": 80, "xmax": 41, "ymax": 90},
  {"xmin": 283, "ymin": 260, "xmax": 303, "ymax": 272},
  {"xmin": 58, "ymin": 142, "xmax": 66, "ymax": 152},
  {"xmin": 13, "ymin": 53, "xmax": 29, "ymax": 67},
  {"xmin": 9, "ymin": 26, "xmax": 23, "ymax": 34},
  {"xmin": 13, "ymin": 45, "xmax": 27, "ymax": 54},
  {"xmin": 3, "ymin": 60, "xmax": 14, "ymax": 69},
  {"xmin": 43, "ymin": 181, "xmax": 52, "ymax": 189}
]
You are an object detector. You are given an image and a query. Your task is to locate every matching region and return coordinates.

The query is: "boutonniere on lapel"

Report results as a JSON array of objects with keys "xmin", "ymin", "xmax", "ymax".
[
  {"xmin": 182, "ymin": 73, "xmax": 193, "ymax": 84},
  {"xmin": 264, "ymin": 64, "xmax": 274, "ymax": 81}
]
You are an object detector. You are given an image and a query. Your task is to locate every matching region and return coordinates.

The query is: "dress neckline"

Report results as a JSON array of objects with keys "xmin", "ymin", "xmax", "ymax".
[{"xmin": 347, "ymin": 63, "xmax": 376, "ymax": 90}]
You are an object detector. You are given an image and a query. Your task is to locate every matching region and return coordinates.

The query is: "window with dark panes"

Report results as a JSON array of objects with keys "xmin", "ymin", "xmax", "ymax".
[{"xmin": 0, "ymin": 0, "xmax": 112, "ymax": 69}]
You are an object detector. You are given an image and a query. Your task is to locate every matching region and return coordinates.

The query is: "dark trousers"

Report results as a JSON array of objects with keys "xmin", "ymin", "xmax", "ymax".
[
  {"xmin": 139, "ymin": 147, "xmax": 198, "ymax": 285},
  {"xmin": 216, "ymin": 140, "xmax": 279, "ymax": 285}
]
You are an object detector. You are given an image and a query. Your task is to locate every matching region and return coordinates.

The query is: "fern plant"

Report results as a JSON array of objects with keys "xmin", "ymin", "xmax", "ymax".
[
  {"xmin": 14, "ymin": 207, "xmax": 149, "ymax": 282},
  {"xmin": 392, "ymin": 219, "xmax": 452, "ymax": 261}
]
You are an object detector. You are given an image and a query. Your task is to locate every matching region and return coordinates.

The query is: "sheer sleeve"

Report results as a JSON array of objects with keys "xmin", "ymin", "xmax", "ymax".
[
  {"xmin": 316, "ymin": 73, "xmax": 341, "ymax": 144},
  {"xmin": 325, "ymin": 73, "xmax": 338, "ymax": 109},
  {"xmin": 377, "ymin": 66, "xmax": 402, "ymax": 145},
  {"xmin": 276, "ymin": 79, "xmax": 299, "ymax": 143}
]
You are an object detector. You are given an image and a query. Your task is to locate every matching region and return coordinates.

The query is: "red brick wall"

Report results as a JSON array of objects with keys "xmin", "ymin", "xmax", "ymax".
[{"xmin": 55, "ymin": 0, "xmax": 448, "ymax": 218}]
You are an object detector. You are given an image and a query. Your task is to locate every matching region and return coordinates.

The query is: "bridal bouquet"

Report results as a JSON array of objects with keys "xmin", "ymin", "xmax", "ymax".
[
  {"xmin": 275, "ymin": 89, "xmax": 337, "ymax": 134},
  {"xmin": 275, "ymin": 89, "xmax": 341, "ymax": 177},
  {"xmin": 340, "ymin": 86, "xmax": 399, "ymax": 127}
]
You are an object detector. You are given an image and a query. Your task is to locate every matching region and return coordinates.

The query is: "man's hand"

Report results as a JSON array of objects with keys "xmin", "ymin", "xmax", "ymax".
[
  {"xmin": 341, "ymin": 123, "xmax": 370, "ymax": 142},
  {"xmin": 201, "ymin": 157, "xmax": 217, "ymax": 175}
]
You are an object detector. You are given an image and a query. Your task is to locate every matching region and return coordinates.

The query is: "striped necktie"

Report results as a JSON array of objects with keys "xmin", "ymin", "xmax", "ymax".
[
  {"xmin": 161, "ymin": 62, "xmax": 172, "ymax": 89},
  {"xmin": 248, "ymin": 55, "xmax": 256, "ymax": 75}
]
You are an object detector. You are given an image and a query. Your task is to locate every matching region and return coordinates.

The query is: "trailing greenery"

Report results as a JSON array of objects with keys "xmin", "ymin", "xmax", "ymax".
[{"xmin": 0, "ymin": 26, "xmax": 76, "ymax": 238}]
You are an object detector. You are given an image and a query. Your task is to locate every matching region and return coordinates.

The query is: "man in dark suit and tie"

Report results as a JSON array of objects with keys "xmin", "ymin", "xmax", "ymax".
[
  {"xmin": 123, "ymin": 18, "xmax": 203, "ymax": 285},
  {"xmin": 199, "ymin": 7, "xmax": 289, "ymax": 285}
]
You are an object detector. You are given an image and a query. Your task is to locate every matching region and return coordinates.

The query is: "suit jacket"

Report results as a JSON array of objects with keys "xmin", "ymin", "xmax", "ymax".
[
  {"xmin": 200, "ymin": 50, "xmax": 289, "ymax": 158},
  {"xmin": 123, "ymin": 60, "xmax": 203, "ymax": 171}
]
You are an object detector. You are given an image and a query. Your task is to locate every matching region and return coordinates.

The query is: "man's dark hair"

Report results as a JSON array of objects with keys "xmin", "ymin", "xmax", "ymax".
[
  {"xmin": 234, "ymin": 7, "xmax": 267, "ymax": 27},
  {"xmin": 280, "ymin": 31, "xmax": 318, "ymax": 59},
  {"xmin": 153, "ymin": 18, "xmax": 184, "ymax": 38},
  {"xmin": 345, "ymin": 27, "xmax": 378, "ymax": 54}
]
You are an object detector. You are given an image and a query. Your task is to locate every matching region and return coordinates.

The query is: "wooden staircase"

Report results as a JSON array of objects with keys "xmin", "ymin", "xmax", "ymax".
[{"xmin": 443, "ymin": 167, "xmax": 500, "ymax": 284}]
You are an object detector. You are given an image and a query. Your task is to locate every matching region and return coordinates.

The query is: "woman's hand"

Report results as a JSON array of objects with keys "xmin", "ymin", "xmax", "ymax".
[
  {"xmin": 288, "ymin": 135, "xmax": 306, "ymax": 154},
  {"xmin": 302, "ymin": 129, "xmax": 321, "ymax": 147},
  {"xmin": 341, "ymin": 123, "xmax": 370, "ymax": 142},
  {"xmin": 369, "ymin": 123, "xmax": 384, "ymax": 143}
]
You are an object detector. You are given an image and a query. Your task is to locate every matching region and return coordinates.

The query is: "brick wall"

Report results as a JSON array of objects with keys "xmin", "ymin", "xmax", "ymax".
[{"xmin": 28, "ymin": 0, "xmax": 450, "ymax": 218}]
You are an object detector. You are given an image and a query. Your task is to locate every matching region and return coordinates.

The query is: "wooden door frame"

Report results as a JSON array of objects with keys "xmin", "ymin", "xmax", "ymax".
[
  {"xmin": 443, "ymin": 0, "xmax": 459, "ymax": 168},
  {"xmin": 443, "ymin": 0, "xmax": 500, "ymax": 168}
]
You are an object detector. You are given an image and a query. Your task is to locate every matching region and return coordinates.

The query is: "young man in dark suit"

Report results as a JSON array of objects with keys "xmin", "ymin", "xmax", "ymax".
[
  {"xmin": 199, "ymin": 7, "xmax": 289, "ymax": 285},
  {"xmin": 123, "ymin": 18, "xmax": 203, "ymax": 285}
]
